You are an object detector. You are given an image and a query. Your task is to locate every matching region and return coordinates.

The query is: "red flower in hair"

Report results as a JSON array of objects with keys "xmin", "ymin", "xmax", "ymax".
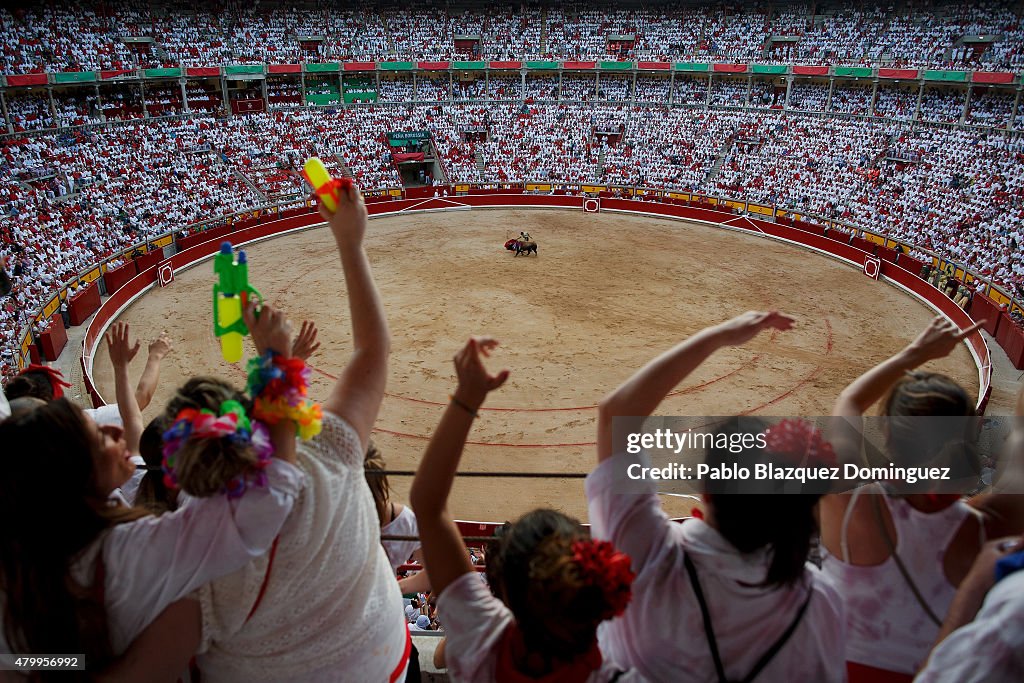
[
  {"xmin": 763, "ymin": 419, "xmax": 837, "ymax": 467},
  {"xmin": 20, "ymin": 364, "xmax": 72, "ymax": 399},
  {"xmin": 571, "ymin": 539, "xmax": 636, "ymax": 620}
]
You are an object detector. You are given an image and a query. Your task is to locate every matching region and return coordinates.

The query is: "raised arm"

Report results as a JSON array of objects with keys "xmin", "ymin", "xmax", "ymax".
[
  {"xmin": 243, "ymin": 302, "xmax": 298, "ymax": 466},
  {"xmin": 317, "ymin": 183, "xmax": 390, "ymax": 449},
  {"xmin": 596, "ymin": 311, "xmax": 795, "ymax": 462},
  {"xmin": 106, "ymin": 322, "xmax": 144, "ymax": 455},
  {"xmin": 832, "ymin": 316, "xmax": 984, "ymax": 419},
  {"xmin": 821, "ymin": 316, "xmax": 985, "ymax": 556},
  {"xmin": 409, "ymin": 337, "xmax": 509, "ymax": 596},
  {"xmin": 134, "ymin": 333, "xmax": 173, "ymax": 412}
]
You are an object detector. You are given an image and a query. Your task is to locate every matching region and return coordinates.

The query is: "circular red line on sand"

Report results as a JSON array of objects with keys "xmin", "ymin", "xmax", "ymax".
[
  {"xmin": 311, "ymin": 328, "xmax": 782, "ymax": 413},
  {"xmin": 369, "ymin": 320, "xmax": 833, "ymax": 447}
]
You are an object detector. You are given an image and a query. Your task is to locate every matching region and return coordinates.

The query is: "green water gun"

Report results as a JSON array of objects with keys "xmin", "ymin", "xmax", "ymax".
[{"xmin": 213, "ymin": 241, "xmax": 262, "ymax": 363}]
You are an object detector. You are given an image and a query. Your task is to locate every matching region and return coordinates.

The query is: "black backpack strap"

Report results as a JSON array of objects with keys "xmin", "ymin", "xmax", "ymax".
[
  {"xmin": 741, "ymin": 584, "xmax": 813, "ymax": 683},
  {"xmin": 683, "ymin": 553, "xmax": 729, "ymax": 683},
  {"xmin": 684, "ymin": 552, "xmax": 814, "ymax": 683}
]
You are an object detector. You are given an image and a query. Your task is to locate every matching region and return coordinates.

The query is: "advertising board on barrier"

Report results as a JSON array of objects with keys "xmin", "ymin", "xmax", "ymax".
[
  {"xmin": 158, "ymin": 260, "xmax": 175, "ymax": 288},
  {"xmin": 863, "ymin": 256, "xmax": 881, "ymax": 280}
]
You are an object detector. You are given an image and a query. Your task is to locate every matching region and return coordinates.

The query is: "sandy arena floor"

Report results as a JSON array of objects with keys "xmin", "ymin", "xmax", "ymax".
[{"xmin": 92, "ymin": 209, "xmax": 979, "ymax": 521}]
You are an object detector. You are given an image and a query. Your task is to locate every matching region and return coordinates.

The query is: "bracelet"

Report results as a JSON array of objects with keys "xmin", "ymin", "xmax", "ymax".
[
  {"xmin": 246, "ymin": 351, "xmax": 323, "ymax": 440},
  {"xmin": 448, "ymin": 394, "xmax": 479, "ymax": 418}
]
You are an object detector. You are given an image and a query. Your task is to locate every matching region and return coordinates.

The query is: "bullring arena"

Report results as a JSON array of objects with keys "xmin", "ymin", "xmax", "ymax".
[
  {"xmin": 88, "ymin": 204, "xmax": 982, "ymax": 521},
  {"xmin": 7, "ymin": 0, "xmax": 1024, "ymax": 679}
]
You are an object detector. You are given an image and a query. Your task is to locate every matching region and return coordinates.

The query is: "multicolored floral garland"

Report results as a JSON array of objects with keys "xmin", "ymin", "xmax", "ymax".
[
  {"xmin": 246, "ymin": 351, "xmax": 323, "ymax": 440},
  {"xmin": 161, "ymin": 399, "xmax": 273, "ymax": 498}
]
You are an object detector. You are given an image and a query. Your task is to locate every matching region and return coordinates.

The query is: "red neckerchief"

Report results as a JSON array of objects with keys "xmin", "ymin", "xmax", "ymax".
[{"xmin": 494, "ymin": 623, "xmax": 602, "ymax": 683}]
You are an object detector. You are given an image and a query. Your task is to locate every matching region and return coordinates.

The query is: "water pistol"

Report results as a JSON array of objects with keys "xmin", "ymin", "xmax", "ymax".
[
  {"xmin": 302, "ymin": 157, "xmax": 354, "ymax": 213},
  {"xmin": 213, "ymin": 241, "xmax": 263, "ymax": 363}
]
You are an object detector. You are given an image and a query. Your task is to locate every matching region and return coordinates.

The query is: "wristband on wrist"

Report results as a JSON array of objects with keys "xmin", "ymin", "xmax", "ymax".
[{"xmin": 449, "ymin": 394, "xmax": 479, "ymax": 418}]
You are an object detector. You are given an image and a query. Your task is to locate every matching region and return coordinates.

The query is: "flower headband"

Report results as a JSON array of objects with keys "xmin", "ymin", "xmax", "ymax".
[
  {"xmin": 571, "ymin": 539, "xmax": 636, "ymax": 620},
  {"xmin": 161, "ymin": 399, "xmax": 273, "ymax": 497},
  {"xmin": 763, "ymin": 419, "xmax": 837, "ymax": 468}
]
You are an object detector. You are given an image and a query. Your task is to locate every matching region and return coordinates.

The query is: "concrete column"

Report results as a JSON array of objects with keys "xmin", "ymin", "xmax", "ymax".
[
  {"xmin": 0, "ymin": 91, "xmax": 11, "ymax": 132},
  {"xmin": 47, "ymin": 86, "xmax": 57, "ymax": 125},
  {"xmin": 1009, "ymin": 86, "xmax": 1021, "ymax": 131},
  {"xmin": 140, "ymin": 80, "xmax": 150, "ymax": 118}
]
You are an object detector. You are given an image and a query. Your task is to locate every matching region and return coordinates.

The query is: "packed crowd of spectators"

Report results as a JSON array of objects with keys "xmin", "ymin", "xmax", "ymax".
[
  {"xmin": 486, "ymin": 73, "xmax": 521, "ymax": 100},
  {"xmin": 709, "ymin": 78, "xmax": 749, "ymax": 107},
  {"xmin": 673, "ymin": 76, "xmax": 709, "ymax": 106},
  {"xmin": 6, "ymin": 1, "xmax": 1024, "ymax": 74},
  {"xmin": 830, "ymin": 83, "xmax": 875, "ymax": 115},
  {"xmin": 634, "ymin": 75, "xmax": 672, "ymax": 103},
  {"xmin": 873, "ymin": 85, "xmax": 920, "ymax": 121},
  {"xmin": 5, "ymin": 99, "xmax": 1024, "ymax": 371}
]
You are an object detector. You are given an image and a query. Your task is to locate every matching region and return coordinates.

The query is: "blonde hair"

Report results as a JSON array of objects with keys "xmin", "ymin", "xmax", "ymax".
[{"xmin": 161, "ymin": 377, "xmax": 260, "ymax": 497}]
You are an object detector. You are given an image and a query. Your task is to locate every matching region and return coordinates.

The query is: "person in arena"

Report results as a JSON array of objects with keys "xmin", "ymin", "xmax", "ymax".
[
  {"xmin": 101, "ymin": 180, "xmax": 411, "ymax": 682},
  {"xmin": 589, "ymin": 311, "xmax": 845, "ymax": 682},
  {"xmin": 818, "ymin": 316, "xmax": 996, "ymax": 682},
  {"xmin": 411, "ymin": 336, "xmax": 645, "ymax": 682},
  {"xmin": 0, "ymin": 308, "xmax": 305, "ymax": 676}
]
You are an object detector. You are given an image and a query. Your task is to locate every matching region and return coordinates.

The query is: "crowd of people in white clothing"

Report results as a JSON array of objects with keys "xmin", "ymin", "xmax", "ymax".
[
  {"xmin": 6, "ymin": 1, "xmax": 1024, "ymax": 74},
  {"xmin": 4, "ymin": 99, "xmax": 1024, "ymax": 381}
]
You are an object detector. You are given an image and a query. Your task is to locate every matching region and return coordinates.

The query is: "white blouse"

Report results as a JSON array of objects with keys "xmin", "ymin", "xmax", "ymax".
[
  {"xmin": 437, "ymin": 572, "xmax": 646, "ymax": 683},
  {"xmin": 916, "ymin": 570, "xmax": 1024, "ymax": 682},
  {"xmin": 195, "ymin": 412, "xmax": 408, "ymax": 682},
  {"xmin": 0, "ymin": 458, "xmax": 306, "ymax": 658}
]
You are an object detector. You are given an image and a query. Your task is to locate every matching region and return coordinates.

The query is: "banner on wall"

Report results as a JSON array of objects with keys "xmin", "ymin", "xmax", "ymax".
[{"xmin": 863, "ymin": 256, "xmax": 881, "ymax": 280}]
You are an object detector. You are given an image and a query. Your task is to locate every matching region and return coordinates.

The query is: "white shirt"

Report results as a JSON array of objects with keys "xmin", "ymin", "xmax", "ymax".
[
  {"xmin": 916, "ymin": 570, "xmax": 1024, "ymax": 682},
  {"xmin": 0, "ymin": 458, "xmax": 306, "ymax": 658},
  {"xmin": 85, "ymin": 403, "xmax": 124, "ymax": 428},
  {"xmin": 437, "ymin": 572, "xmax": 646, "ymax": 683},
  {"xmin": 382, "ymin": 504, "xmax": 421, "ymax": 572},
  {"xmin": 586, "ymin": 451, "xmax": 846, "ymax": 683},
  {"xmin": 195, "ymin": 412, "xmax": 408, "ymax": 682}
]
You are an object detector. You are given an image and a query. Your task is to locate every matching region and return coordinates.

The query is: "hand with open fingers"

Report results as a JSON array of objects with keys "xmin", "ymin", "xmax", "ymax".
[
  {"xmin": 243, "ymin": 302, "xmax": 294, "ymax": 357},
  {"xmin": 715, "ymin": 310, "xmax": 796, "ymax": 346},
  {"xmin": 148, "ymin": 332, "xmax": 173, "ymax": 360},
  {"xmin": 907, "ymin": 316, "xmax": 986, "ymax": 363},
  {"xmin": 106, "ymin": 322, "xmax": 142, "ymax": 369},
  {"xmin": 291, "ymin": 320, "xmax": 321, "ymax": 361},
  {"xmin": 452, "ymin": 337, "xmax": 511, "ymax": 410},
  {"xmin": 316, "ymin": 180, "xmax": 367, "ymax": 249}
]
